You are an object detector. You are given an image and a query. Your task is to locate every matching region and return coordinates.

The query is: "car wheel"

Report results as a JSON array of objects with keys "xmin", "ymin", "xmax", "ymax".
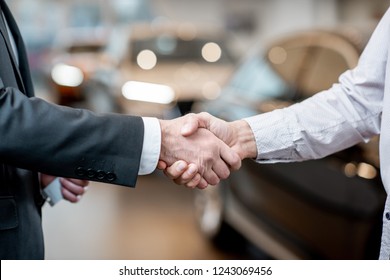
[{"xmin": 194, "ymin": 183, "xmax": 245, "ymax": 251}]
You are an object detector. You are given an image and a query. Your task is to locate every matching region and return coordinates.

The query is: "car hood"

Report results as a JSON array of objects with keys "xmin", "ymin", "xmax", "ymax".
[{"xmin": 119, "ymin": 62, "xmax": 234, "ymax": 101}]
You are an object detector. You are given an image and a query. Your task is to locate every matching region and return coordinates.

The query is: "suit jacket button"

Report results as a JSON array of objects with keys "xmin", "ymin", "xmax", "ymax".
[
  {"xmin": 87, "ymin": 168, "xmax": 96, "ymax": 179},
  {"xmin": 106, "ymin": 172, "xmax": 117, "ymax": 182},
  {"xmin": 75, "ymin": 167, "xmax": 86, "ymax": 176},
  {"xmin": 96, "ymin": 171, "xmax": 106, "ymax": 180}
]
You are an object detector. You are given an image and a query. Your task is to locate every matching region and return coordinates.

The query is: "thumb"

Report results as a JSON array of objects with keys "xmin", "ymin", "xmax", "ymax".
[
  {"xmin": 157, "ymin": 160, "xmax": 168, "ymax": 170},
  {"xmin": 181, "ymin": 112, "xmax": 211, "ymax": 136}
]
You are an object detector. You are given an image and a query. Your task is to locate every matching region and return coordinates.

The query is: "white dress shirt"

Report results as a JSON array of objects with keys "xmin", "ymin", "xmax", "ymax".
[
  {"xmin": 139, "ymin": 118, "xmax": 161, "ymax": 175},
  {"xmin": 245, "ymin": 8, "xmax": 390, "ymax": 260}
]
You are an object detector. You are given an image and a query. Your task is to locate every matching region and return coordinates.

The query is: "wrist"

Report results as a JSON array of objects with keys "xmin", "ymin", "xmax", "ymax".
[
  {"xmin": 158, "ymin": 119, "xmax": 174, "ymax": 164},
  {"xmin": 230, "ymin": 120, "xmax": 257, "ymax": 160}
]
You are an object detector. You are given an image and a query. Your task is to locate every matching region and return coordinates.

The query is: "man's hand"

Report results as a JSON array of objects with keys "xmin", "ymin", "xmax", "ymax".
[
  {"xmin": 158, "ymin": 113, "xmax": 257, "ymax": 188},
  {"xmin": 158, "ymin": 160, "xmax": 208, "ymax": 189},
  {"xmin": 159, "ymin": 114, "xmax": 241, "ymax": 187},
  {"xmin": 181, "ymin": 112, "xmax": 257, "ymax": 160},
  {"xmin": 40, "ymin": 174, "xmax": 89, "ymax": 203}
]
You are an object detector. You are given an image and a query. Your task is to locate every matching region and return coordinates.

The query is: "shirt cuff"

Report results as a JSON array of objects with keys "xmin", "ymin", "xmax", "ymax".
[
  {"xmin": 139, "ymin": 117, "xmax": 161, "ymax": 175},
  {"xmin": 244, "ymin": 110, "xmax": 295, "ymax": 163}
]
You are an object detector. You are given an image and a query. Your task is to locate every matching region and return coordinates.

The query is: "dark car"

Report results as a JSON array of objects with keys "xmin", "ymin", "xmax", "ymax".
[
  {"xmin": 192, "ymin": 29, "xmax": 387, "ymax": 259},
  {"xmin": 112, "ymin": 23, "xmax": 237, "ymax": 118},
  {"xmin": 45, "ymin": 27, "xmax": 120, "ymax": 113}
]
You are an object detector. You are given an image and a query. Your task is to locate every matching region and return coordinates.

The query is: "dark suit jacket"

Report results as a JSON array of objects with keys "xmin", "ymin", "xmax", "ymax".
[{"xmin": 0, "ymin": 1, "xmax": 144, "ymax": 259}]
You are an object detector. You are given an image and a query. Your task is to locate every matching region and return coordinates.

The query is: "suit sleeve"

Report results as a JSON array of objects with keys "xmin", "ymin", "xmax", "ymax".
[{"xmin": 0, "ymin": 83, "xmax": 145, "ymax": 187}]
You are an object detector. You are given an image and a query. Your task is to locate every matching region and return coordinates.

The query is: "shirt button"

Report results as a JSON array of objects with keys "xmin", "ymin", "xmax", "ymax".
[{"xmin": 386, "ymin": 212, "xmax": 390, "ymax": 221}]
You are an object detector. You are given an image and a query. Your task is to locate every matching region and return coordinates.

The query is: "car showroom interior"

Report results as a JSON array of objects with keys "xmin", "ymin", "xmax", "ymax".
[{"xmin": 5, "ymin": 0, "xmax": 390, "ymax": 260}]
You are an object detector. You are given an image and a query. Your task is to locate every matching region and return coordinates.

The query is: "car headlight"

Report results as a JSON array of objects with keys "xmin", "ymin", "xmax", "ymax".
[
  {"xmin": 121, "ymin": 81, "xmax": 175, "ymax": 104},
  {"xmin": 51, "ymin": 63, "xmax": 84, "ymax": 87}
]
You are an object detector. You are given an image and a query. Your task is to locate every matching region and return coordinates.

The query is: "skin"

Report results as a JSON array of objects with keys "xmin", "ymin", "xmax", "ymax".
[
  {"xmin": 159, "ymin": 112, "xmax": 257, "ymax": 188},
  {"xmin": 158, "ymin": 114, "xmax": 241, "ymax": 187},
  {"xmin": 38, "ymin": 113, "xmax": 241, "ymax": 202},
  {"xmin": 40, "ymin": 174, "xmax": 89, "ymax": 203},
  {"xmin": 38, "ymin": 112, "xmax": 243, "ymax": 202}
]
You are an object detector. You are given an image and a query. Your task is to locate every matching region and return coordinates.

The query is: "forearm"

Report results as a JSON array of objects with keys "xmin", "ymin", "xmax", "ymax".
[
  {"xmin": 0, "ymin": 87, "xmax": 144, "ymax": 187},
  {"xmin": 245, "ymin": 79, "xmax": 382, "ymax": 163},
  {"xmin": 244, "ymin": 7, "xmax": 390, "ymax": 163}
]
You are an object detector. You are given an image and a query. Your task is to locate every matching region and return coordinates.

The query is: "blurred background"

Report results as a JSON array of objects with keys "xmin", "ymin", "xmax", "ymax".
[{"xmin": 7, "ymin": 0, "xmax": 390, "ymax": 259}]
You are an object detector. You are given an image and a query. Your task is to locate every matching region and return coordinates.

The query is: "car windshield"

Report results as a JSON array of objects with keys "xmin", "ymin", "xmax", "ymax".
[
  {"xmin": 196, "ymin": 54, "xmax": 296, "ymax": 121},
  {"xmin": 221, "ymin": 55, "xmax": 294, "ymax": 103}
]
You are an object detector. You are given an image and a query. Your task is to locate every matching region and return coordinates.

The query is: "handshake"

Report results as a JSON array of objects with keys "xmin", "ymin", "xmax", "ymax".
[
  {"xmin": 42, "ymin": 112, "xmax": 256, "ymax": 205},
  {"xmin": 158, "ymin": 112, "xmax": 258, "ymax": 189}
]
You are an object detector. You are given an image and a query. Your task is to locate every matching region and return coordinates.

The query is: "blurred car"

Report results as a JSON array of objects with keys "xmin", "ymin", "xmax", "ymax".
[
  {"xmin": 192, "ymin": 29, "xmax": 387, "ymax": 259},
  {"xmin": 44, "ymin": 27, "xmax": 120, "ymax": 113},
  {"xmin": 112, "ymin": 23, "xmax": 237, "ymax": 118}
]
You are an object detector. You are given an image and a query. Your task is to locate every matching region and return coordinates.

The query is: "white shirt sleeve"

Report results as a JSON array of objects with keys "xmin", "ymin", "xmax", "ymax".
[
  {"xmin": 138, "ymin": 117, "xmax": 161, "ymax": 175},
  {"xmin": 243, "ymin": 7, "xmax": 390, "ymax": 164},
  {"xmin": 244, "ymin": 48, "xmax": 384, "ymax": 163}
]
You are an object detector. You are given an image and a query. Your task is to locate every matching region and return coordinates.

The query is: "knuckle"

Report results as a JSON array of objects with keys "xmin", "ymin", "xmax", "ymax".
[
  {"xmin": 210, "ymin": 177, "xmax": 219, "ymax": 186},
  {"xmin": 185, "ymin": 113, "xmax": 195, "ymax": 121},
  {"xmin": 187, "ymin": 181, "xmax": 198, "ymax": 189},
  {"xmin": 197, "ymin": 178, "xmax": 208, "ymax": 189},
  {"xmin": 221, "ymin": 169, "xmax": 230, "ymax": 180},
  {"xmin": 232, "ymin": 158, "xmax": 241, "ymax": 170},
  {"xmin": 77, "ymin": 187, "xmax": 85, "ymax": 195},
  {"xmin": 164, "ymin": 170, "xmax": 176, "ymax": 180},
  {"xmin": 200, "ymin": 112, "xmax": 210, "ymax": 118}
]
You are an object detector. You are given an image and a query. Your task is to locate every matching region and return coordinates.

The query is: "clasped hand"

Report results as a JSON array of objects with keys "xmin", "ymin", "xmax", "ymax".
[{"xmin": 158, "ymin": 113, "xmax": 257, "ymax": 189}]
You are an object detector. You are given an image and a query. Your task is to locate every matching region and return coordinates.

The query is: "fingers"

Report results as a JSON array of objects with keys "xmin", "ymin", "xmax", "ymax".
[
  {"xmin": 197, "ymin": 178, "xmax": 209, "ymax": 189},
  {"xmin": 61, "ymin": 187, "xmax": 80, "ymax": 203},
  {"xmin": 165, "ymin": 161, "xmax": 198, "ymax": 183},
  {"xmin": 200, "ymin": 136, "xmax": 240, "ymax": 184},
  {"xmin": 209, "ymin": 158, "xmax": 231, "ymax": 181},
  {"xmin": 60, "ymin": 178, "xmax": 89, "ymax": 203},
  {"xmin": 157, "ymin": 160, "xmax": 167, "ymax": 170},
  {"xmin": 164, "ymin": 161, "xmax": 189, "ymax": 179},
  {"xmin": 219, "ymin": 142, "xmax": 242, "ymax": 171},
  {"xmin": 176, "ymin": 168, "xmax": 209, "ymax": 189},
  {"xmin": 161, "ymin": 116, "xmax": 239, "ymax": 188},
  {"xmin": 165, "ymin": 159, "xmax": 220, "ymax": 187},
  {"xmin": 181, "ymin": 173, "xmax": 202, "ymax": 189},
  {"xmin": 202, "ymin": 169, "xmax": 220, "ymax": 186},
  {"xmin": 163, "ymin": 161, "xmax": 209, "ymax": 189},
  {"xmin": 66, "ymin": 178, "xmax": 90, "ymax": 187}
]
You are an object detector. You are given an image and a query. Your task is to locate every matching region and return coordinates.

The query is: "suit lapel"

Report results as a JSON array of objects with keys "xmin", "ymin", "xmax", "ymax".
[{"xmin": 0, "ymin": 0, "xmax": 33, "ymax": 96}]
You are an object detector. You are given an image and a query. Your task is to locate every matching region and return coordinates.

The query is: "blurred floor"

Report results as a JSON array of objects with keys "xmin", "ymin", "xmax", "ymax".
[{"xmin": 42, "ymin": 171, "xmax": 242, "ymax": 260}]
